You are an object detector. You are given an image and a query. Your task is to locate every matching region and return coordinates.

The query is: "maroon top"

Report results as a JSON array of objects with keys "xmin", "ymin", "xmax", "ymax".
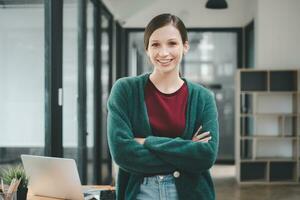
[{"xmin": 145, "ymin": 78, "xmax": 188, "ymax": 138}]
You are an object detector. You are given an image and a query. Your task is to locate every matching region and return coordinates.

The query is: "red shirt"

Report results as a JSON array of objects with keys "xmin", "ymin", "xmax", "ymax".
[{"xmin": 145, "ymin": 78, "xmax": 188, "ymax": 138}]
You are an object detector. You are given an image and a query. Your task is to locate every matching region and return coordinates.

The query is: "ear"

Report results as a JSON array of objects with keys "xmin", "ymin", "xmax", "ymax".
[{"xmin": 183, "ymin": 41, "xmax": 190, "ymax": 55}]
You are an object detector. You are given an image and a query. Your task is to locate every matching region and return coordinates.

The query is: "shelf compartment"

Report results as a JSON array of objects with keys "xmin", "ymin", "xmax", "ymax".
[
  {"xmin": 269, "ymin": 71, "xmax": 298, "ymax": 91},
  {"xmin": 255, "ymin": 139, "xmax": 297, "ymax": 159},
  {"xmin": 241, "ymin": 71, "xmax": 268, "ymax": 91},
  {"xmin": 256, "ymin": 93, "xmax": 297, "ymax": 114},
  {"xmin": 255, "ymin": 115, "xmax": 282, "ymax": 137},
  {"xmin": 283, "ymin": 116, "xmax": 297, "ymax": 137},
  {"xmin": 240, "ymin": 139, "xmax": 253, "ymax": 160},
  {"xmin": 240, "ymin": 94, "xmax": 254, "ymax": 114},
  {"xmin": 269, "ymin": 161, "xmax": 297, "ymax": 181},
  {"xmin": 240, "ymin": 116, "xmax": 254, "ymax": 136},
  {"xmin": 240, "ymin": 162, "xmax": 267, "ymax": 182}
]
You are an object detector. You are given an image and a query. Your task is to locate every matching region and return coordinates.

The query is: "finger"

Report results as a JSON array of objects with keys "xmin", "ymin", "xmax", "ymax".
[
  {"xmin": 193, "ymin": 132, "xmax": 210, "ymax": 141},
  {"xmin": 193, "ymin": 134, "xmax": 210, "ymax": 142},
  {"xmin": 198, "ymin": 136, "xmax": 212, "ymax": 143},
  {"xmin": 195, "ymin": 131, "xmax": 210, "ymax": 140},
  {"xmin": 198, "ymin": 139, "xmax": 209, "ymax": 143},
  {"xmin": 193, "ymin": 137, "xmax": 211, "ymax": 142},
  {"xmin": 201, "ymin": 136, "xmax": 212, "ymax": 141},
  {"xmin": 193, "ymin": 126, "xmax": 202, "ymax": 138},
  {"xmin": 134, "ymin": 138, "xmax": 142, "ymax": 143},
  {"xmin": 200, "ymin": 137, "xmax": 211, "ymax": 142}
]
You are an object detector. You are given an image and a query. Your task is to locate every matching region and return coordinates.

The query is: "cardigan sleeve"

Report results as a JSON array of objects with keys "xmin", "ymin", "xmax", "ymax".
[
  {"xmin": 107, "ymin": 79, "xmax": 176, "ymax": 175},
  {"xmin": 144, "ymin": 92, "xmax": 219, "ymax": 174}
]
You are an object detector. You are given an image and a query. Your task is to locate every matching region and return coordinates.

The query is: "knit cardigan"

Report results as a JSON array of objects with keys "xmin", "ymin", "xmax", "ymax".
[{"xmin": 107, "ymin": 73, "xmax": 219, "ymax": 200}]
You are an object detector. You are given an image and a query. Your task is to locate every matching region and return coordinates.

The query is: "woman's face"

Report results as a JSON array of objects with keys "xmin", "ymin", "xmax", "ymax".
[{"xmin": 146, "ymin": 24, "xmax": 189, "ymax": 74}]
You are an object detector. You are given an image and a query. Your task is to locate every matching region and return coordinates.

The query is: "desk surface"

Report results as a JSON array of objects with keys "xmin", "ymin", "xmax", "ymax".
[{"xmin": 27, "ymin": 185, "xmax": 115, "ymax": 200}]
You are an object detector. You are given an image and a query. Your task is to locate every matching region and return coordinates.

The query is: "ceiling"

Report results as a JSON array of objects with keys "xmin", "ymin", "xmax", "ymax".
[
  {"xmin": 0, "ymin": 0, "xmax": 254, "ymax": 27},
  {"xmin": 102, "ymin": 0, "xmax": 253, "ymax": 27},
  {"xmin": 102, "ymin": 0, "xmax": 158, "ymax": 24}
]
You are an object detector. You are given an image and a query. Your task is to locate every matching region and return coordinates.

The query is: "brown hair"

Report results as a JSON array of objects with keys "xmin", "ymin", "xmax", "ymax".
[{"xmin": 144, "ymin": 13, "xmax": 188, "ymax": 50}]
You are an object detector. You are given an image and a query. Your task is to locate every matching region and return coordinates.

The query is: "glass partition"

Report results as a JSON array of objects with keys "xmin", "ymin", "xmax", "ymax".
[{"xmin": 0, "ymin": 3, "xmax": 45, "ymax": 167}]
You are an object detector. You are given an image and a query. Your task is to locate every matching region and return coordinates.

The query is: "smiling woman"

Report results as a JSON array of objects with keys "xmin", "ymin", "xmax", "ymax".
[{"xmin": 107, "ymin": 13, "xmax": 219, "ymax": 200}]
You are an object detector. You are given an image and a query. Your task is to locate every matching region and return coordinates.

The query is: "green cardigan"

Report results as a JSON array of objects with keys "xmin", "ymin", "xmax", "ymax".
[{"xmin": 107, "ymin": 73, "xmax": 219, "ymax": 200}]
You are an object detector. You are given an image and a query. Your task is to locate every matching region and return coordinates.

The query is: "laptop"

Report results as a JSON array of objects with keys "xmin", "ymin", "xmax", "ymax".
[{"xmin": 21, "ymin": 154, "xmax": 98, "ymax": 200}]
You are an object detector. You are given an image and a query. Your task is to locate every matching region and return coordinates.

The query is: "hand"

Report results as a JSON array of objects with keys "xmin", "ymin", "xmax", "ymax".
[
  {"xmin": 192, "ymin": 131, "xmax": 211, "ymax": 143},
  {"xmin": 192, "ymin": 126, "xmax": 211, "ymax": 143},
  {"xmin": 134, "ymin": 138, "xmax": 145, "ymax": 145}
]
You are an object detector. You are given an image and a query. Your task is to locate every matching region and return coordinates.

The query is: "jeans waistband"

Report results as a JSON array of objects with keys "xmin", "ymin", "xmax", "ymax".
[{"xmin": 142, "ymin": 174, "xmax": 175, "ymax": 185}]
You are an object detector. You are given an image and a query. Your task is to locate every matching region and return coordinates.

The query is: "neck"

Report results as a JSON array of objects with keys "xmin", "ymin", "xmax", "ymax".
[{"xmin": 149, "ymin": 69, "xmax": 184, "ymax": 93}]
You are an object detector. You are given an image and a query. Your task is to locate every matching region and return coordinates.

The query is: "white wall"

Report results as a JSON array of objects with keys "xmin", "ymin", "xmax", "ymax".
[
  {"xmin": 243, "ymin": 0, "xmax": 257, "ymax": 27},
  {"xmin": 255, "ymin": 0, "xmax": 300, "ymax": 69}
]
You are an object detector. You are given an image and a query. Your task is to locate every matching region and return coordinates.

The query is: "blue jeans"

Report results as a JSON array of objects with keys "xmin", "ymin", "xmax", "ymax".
[{"xmin": 136, "ymin": 174, "xmax": 179, "ymax": 200}]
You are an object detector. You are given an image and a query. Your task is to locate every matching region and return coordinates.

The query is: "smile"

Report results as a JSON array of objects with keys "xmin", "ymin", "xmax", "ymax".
[{"xmin": 157, "ymin": 59, "xmax": 174, "ymax": 65}]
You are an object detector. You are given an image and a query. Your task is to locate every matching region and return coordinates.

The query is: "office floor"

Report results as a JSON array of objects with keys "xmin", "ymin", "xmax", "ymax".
[{"xmin": 211, "ymin": 165, "xmax": 300, "ymax": 200}]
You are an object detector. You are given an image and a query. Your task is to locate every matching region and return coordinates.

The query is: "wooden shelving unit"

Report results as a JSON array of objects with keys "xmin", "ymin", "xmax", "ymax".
[{"xmin": 236, "ymin": 69, "xmax": 300, "ymax": 184}]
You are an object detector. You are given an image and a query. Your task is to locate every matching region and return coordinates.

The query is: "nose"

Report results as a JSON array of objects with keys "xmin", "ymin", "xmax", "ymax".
[{"xmin": 158, "ymin": 46, "xmax": 169, "ymax": 57}]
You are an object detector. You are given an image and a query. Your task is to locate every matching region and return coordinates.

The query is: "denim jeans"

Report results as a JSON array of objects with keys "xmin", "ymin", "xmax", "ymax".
[{"xmin": 136, "ymin": 174, "xmax": 179, "ymax": 200}]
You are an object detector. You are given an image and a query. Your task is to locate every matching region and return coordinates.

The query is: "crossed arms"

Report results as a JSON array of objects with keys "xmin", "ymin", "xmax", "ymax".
[{"xmin": 107, "ymin": 80, "xmax": 219, "ymax": 175}]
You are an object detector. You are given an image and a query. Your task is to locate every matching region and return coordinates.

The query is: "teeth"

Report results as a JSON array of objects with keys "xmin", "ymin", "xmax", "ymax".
[{"xmin": 158, "ymin": 59, "xmax": 172, "ymax": 64}]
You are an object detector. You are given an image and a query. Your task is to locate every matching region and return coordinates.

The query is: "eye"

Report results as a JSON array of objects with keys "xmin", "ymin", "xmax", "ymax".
[
  {"xmin": 151, "ymin": 43, "xmax": 159, "ymax": 47},
  {"xmin": 168, "ymin": 41, "xmax": 178, "ymax": 46}
]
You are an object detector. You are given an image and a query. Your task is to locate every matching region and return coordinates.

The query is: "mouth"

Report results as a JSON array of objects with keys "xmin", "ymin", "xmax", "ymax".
[{"xmin": 156, "ymin": 59, "xmax": 174, "ymax": 65}]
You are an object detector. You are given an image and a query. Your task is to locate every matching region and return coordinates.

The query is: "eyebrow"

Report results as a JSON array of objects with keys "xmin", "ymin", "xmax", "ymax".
[{"xmin": 150, "ymin": 38, "xmax": 179, "ymax": 42}]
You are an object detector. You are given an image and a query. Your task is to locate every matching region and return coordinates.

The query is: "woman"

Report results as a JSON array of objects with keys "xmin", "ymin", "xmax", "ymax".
[{"xmin": 107, "ymin": 13, "xmax": 219, "ymax": 200}]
